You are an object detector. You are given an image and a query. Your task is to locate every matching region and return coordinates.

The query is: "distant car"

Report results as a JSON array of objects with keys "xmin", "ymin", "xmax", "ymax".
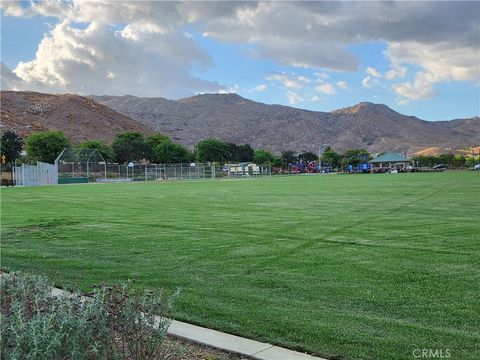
[
  {"xmin": 433, "ymin": 164, "xmax": 448, "ymax": 170},
  {"xmin": 474, "ymin": 164, "xmax": 480, "ymax": 171}
]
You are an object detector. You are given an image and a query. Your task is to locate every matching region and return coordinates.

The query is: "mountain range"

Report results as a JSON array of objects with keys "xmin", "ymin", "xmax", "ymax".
[
  {"xmin": 1, "ymin": 90, "xmax": 478, "ymax": 155},
  {"xmin": 1, "ymin": 91, "xmax": 150, "ymax": 143},
  {"xmin": 92, "ymin": 93, "xmax": 479, "ymax": 154}
]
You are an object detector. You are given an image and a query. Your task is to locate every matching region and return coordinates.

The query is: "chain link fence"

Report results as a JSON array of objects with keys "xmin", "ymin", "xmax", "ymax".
[{"xmin": 58, "ymin": 162, "xmax": 271, "ymax": 183}]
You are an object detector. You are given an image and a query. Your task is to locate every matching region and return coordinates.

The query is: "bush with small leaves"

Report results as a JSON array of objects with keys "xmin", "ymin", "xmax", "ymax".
[{"xmin": 1, "ymin": 272, "xmax": 176, "ymax": 360}]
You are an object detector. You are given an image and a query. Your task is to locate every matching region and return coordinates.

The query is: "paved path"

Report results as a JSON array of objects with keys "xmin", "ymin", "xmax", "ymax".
[
  {"xmin": 166, "ymin": 319, "xmax": 326, "ymax": 360},
  {"xmin": 51, "ymin": 287, "xmax": 326, "ymax": 360}
]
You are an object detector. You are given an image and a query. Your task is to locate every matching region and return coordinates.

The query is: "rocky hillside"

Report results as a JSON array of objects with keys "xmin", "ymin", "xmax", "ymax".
[
  {"xmin": 92, "ymin": 93, "xmax": 479, "ymax": 154},
  {"xmin": 0, "ymin": 91, "xmax": 152, "ymax": 143},
  {"xmin": 2, "ymin": 91, "xmax": 478, "ymax": 154}
]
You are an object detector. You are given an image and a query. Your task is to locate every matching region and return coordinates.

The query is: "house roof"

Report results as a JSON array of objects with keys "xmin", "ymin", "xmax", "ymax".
[{"xmin": 369, "ymin": 152, "xmax": 410, "ymax": 163}]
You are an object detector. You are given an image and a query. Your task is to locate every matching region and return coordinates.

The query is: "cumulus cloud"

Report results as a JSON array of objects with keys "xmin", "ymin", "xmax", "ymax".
[
  {"xmin": 245, "ymin": 84, "xmax": 267, "ymax": 93},
  {"xmin": 202, "ymin": 2, "xmax": 479, "ymax": 71},
  {"xmin": 266, "ymin": 72, "xmax": 302, "ymax": 89},
  {"xmin": 362, "ymin": 76, "xmax": 381, "ymax": 89},
  {"xmin": 385, "ymin": 67, "xmax": 407, "ymax": 80},
  {"xmin": 314, "ymin": 72, "xmax": 330, "ymax": 80},
  {"xmin": 316, "ymin": 82, "xmax": 336, "ymax": 95},
  {"xmin": 336, "ymin": 81, "xmax": 349, "ymax": 90},
  {"xmin": 388, "ymin": 41, "xmax": 479, "ymax": 100},
  {"xmin": 366, "ymin": 67, "xmax": 381, "ymax": 78},
  {"xmin": 218, "ymin": 84, "xmax": 240, "ymax": 94},
  {"xmin": 297, "ymin": 76, "xmax": 311, "ymax": 84},
  {"xmin": 1, "ymin": 0, "xmax": 478, "ymax": 101},
  {"xmin": 286, "ymin": 91, "xmax": 303, "ymax": 105},
  {"xmin": 9, "ymin": 20, "xmax": 221, "ymax": 98},
  {"xmin": 1, "ymin": 1, "xmax": 225, "ymax": 97}
]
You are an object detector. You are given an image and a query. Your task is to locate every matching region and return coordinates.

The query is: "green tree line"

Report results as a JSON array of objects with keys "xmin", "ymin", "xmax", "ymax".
[{"xmin": 2, "ymin": 130, "xmax": 478, "ymax": 169}]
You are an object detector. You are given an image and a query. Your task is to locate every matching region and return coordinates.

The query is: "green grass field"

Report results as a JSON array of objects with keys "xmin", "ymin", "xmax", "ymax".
[{"xmin": 1, "ymin": 172, "xmax": 479, "ymax": 360}]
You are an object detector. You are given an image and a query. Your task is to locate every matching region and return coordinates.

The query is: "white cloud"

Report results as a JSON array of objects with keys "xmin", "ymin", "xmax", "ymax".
[
  {"xmin": 254, "ymin": 84, "xmax": 267, "ymax": 92},
  {"xmin": 286, "ymin": 91, "xmax": 304, "ymax": 105},
  {"xmin": 246, "ymin": 84, "xmax": 267, "ymax": 93},
  {"xmin": 1, "ymin": 1, "xmax": 478, "ymax": 102},
  {"xmin": 310, "ymin": 95, "xmax": 320, "ymax": 102},
  {"xmin": 8, "ymin": 19, "xmax": 221, "ymax": 98},
  {"xmin": 0, "ymin": 1, "xmax": 26, "ymax": 16},
  {"xmin": 392, "ymin": 73, "xmax": 435, "ymax": 100},
  {"xmin": 385, "ymin": 67, "xmax": 407, "ymax": 80},
  {"xmin": 266, "ymin": 72, "xmax": 302, "ymax": 89},
  {"xmin": 314, "ymin": 72, "xmax": 330, "ymax": 80},
  {"xmin": 362, "ymin": 75, "xmax": 381, "ymax": 89},
  {"xmin": 366, "ymin": 67, "xmax": 381, "ymax": 78},
  {"xmin": 218, "ymin": 84, "xmax": 240, "ymax": 94},
  {"xmin": 388, "ymin": 41, "xmax": 479, "ymax": 100},
  {"xmin": 336, "ymin": 81, "xmax": 349, "ymax": 90},
  {"xmin": 316, "ymin": 82, "xmax": 336, "ymax": 95},
  {"xmin": 297, "ymin": 76, "xmax": 311, "ymax": 84}
]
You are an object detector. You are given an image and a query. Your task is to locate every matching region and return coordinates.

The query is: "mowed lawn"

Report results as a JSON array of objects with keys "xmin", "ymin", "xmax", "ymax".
[{"xmin": 1, "ymin": 172, "xmax": 479, "ymax": 360}]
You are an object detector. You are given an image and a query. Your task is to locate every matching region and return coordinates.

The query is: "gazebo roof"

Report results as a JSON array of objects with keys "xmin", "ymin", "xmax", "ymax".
[{"xmin": 369, "ymin": 152, "xmax": 410, "ymax": 163}]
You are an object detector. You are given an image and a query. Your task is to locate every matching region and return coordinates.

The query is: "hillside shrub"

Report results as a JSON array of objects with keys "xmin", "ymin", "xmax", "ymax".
[{"xmin": 1, "ymin": 272, "xmax": 175, "ymax": 360}]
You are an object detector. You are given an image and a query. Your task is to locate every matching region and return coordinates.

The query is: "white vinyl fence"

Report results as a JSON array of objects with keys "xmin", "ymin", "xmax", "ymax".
[{"xmin": 14, "ymin": 162, "xmax": 58, "ymax": 187}]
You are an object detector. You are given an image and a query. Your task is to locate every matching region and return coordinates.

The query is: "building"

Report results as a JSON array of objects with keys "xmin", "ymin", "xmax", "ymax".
[{"xmin": 369, "ymin": 152, "xmax": 411, "ymax": 171}]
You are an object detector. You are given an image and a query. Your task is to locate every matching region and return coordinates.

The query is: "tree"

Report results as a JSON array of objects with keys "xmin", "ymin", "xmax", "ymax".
[
  {"xmin": 281, "ymin": 150, "xmax": 297, "ymax": 167},
  {"xmin": 195, "ymin": 138, "xmax": 229, "ymax": 163},
  {"xmin": 321, "ymin": 147, "xmax": 340, "ymax": 168},
  {"xmin": 253, "ymin": 149, "xmax": 274, "ymax": 164},
  {"xmin": 1, "ymin": 130, "xmax": 24, "ymax": 183},
  {"xmin": 153, "ymin": 140, "xmax": 192, "ymax": 163},
  {"xmin": 26, "ymin": 130, "xmax": 70, "ymax": 164},
  {"xmin": 272, "ymin": 157, "xmax": 283, "ymax": 168},
  {"xmin": 146, "ymin": 133, "xmax": 170, "ymax": 149},
  {"xmin": 298, "ymin": 151, "xmax": 318, "ymax": 162},
  {"xmin": 342, "ymin": 149, "xmax": 371, "ymax": 166},
  {"xmin": 438, "ymin": 153, "xmax": 455, "ymax": 167},
  {"xmin": 144, "ymin": 134, "xmax": 170, "ymax": 162},
  {"xmin": 1, "ymin": 130, "xmax": 23, "ymax": 165},
  {"xmin": 226, "ymin": 142, "xmax": 240, "ymax": 162},
  {"xmin": 413, "ymin": 155, "xmax": 436, "ymax": 167},
  {"xmin": 225, "ymin": 143, "xmax": 255, "ymax": 163},
  {"xmin": 112, "ymin": 131, "xmax": 149, "ymax": 163},
  {"xmin": 453, "ymin": 154, "xmax": 466, "ymax": 169},
  {"xmin": 238, "ymin": 144, "xmax": 254, "ymax": 162},
  {"xmin": 78, "ymin": 140, "xmax": 114, "ymax": 162}
]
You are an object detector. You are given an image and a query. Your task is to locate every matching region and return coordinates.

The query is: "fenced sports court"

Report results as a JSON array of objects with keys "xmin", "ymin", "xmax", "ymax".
[
  {"xmin": 58, "ymin": 162, "xmax": 271, "ymax": 183},
  {"xmin": 7, "ymin": 147, "xmax": 272, "ymax": 187},
  {"xmin": 10, "ymin": 147, "xmax": 272, "ymax": 186}
]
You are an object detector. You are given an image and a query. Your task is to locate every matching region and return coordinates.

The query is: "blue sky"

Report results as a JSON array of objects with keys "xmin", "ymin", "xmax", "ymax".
[{"xmin": 1, "ymin": 1, "xmax": 479, "ymax": 120}]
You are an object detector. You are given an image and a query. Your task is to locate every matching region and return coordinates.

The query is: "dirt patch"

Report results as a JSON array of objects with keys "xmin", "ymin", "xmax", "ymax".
[{"xmin": 164, "ymin": 336, "xmax": 249, "ymax": 360}]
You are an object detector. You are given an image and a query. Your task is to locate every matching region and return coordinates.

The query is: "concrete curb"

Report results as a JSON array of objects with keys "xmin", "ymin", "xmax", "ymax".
[
  {"xmin": 165, "ymin": 318, "xmax": 326, "ymax": 360},
  {"xmin": 51, "ymin": 287, "xmax": 326, "ymax": 360}
]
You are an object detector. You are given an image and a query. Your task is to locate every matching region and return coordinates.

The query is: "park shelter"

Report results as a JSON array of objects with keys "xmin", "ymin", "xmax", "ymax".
[{"xmin": 369, "ymin": 152, "xmax": 411, "ymax": 168}]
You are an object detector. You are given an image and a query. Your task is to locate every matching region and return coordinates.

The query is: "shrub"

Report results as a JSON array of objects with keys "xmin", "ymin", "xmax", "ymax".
[
  {"xmin": 1, "ymin": 179, "xmax": 14, "ymax": 187},
  {"xmin": 1, "ymin": 272, "xmax": 175, "ymax": 360}
]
